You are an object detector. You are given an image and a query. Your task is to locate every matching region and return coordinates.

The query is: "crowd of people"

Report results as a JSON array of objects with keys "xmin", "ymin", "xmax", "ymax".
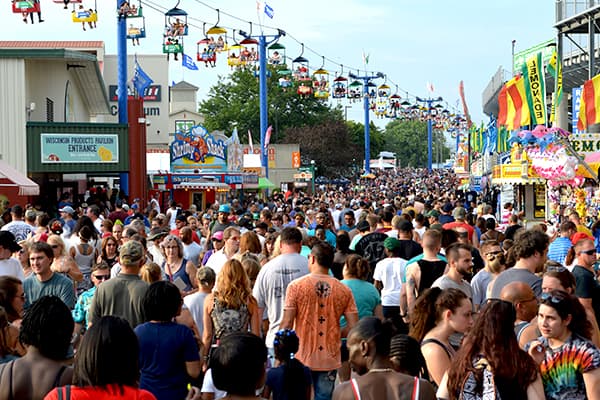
[{"xmin": 0, "ymin": 167, "xmax": 599, "ymax": 399}]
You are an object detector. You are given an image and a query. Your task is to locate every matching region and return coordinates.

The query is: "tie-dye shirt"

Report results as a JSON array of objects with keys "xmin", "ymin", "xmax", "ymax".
[{"xmin": 537, "ymin": 334, "xmax": 600, "ymax": 400}]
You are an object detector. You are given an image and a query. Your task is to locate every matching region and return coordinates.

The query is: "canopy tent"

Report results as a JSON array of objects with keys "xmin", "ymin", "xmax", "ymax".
[
  {"xmin": 0, "ymin": 160, "xmax": 39, "ymax": 195},
  {"xmin": 258, "ymin": 177, "xmax": 275, "ymax": 189}
]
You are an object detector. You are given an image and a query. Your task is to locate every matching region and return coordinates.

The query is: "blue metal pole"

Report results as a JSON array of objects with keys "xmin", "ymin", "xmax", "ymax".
[
  {"xmin": 258, "ymin": 35, "xmax": 268, "ymax": 178},
  {"xmin": 427, "ymin": 112, "xmax": 433, "ymax": 172},
  {"xmin": 117, "ymin": 0, "xmax": 129, "ymax": 196},
  {"xmin": 364, "ymin": 86, "xmax": 371, "ymax": 174}
]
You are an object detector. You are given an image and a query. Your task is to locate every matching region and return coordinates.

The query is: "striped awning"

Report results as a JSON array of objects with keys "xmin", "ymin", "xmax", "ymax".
[
  {"xmin": 173, "ymin": 182, "xmax": 231, "ymax": 191},
  {"xmin": 0, "ymin": 160, "xmax": 39, "ymax": 195},
  {"xmin": 491, "ymin": 177, "xmax": 545, "ymax": 185}
]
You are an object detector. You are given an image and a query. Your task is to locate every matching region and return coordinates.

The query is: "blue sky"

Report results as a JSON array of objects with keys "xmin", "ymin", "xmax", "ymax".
[{"xmin": 3, "ymin": 0, "xmax": 556, "ymax": 127}]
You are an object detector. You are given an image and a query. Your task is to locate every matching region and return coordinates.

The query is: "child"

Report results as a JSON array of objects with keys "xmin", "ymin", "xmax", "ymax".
[{"xmin": 262, "ymin": 329, "xmax": 312, "ymax": 400}]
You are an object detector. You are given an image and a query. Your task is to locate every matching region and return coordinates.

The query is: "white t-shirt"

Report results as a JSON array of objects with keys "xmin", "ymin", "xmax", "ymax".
[
  {"xmin": 201, "ymin": 369, "xmax": 227, "ymax": 400},
  {"xmin": 205, "ymin": 250, "xmax": 228, "ymax": 276},
  {"xmin": 1, "ymin": 221, "xmax": 35, "ymax": 242},
  {"xmin": 373, "ymin": 257, "xmax": 406, "ymax": 306},
  {"xmin": 183, "ymin": 242, "xmax": 202, "ymax": 266},
  {"xmin": 183, "ymin": 290, "xmax": 208, "ymax": 338},
  {"xmin": 252, "ymin": 252, "xmax": 308, "ymax": 348},
  {"xmin": 0, "ymin": 258, "xmax": 25, "ymax": 281}
]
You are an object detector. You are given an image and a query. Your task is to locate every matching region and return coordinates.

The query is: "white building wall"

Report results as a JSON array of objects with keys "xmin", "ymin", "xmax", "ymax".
[
  {"xmin": 0, "ymin": 59, "xmax": 27, "ymax": 173},
  {"xmin": 25, "ymin": 60, "xmax": 90, "ymax": 123},
  {"xmin": 100, "ymin": 55, "xmax": 170, "ymax": 147}
]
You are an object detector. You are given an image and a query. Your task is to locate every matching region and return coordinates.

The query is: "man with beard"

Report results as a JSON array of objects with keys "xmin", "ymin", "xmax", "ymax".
[
  {"xmin": 471, "ymin": 240, "xmax": 506, "ymax": 311},
  {"xmin": 491, "ymin": 229, "xmax": 548, "ymax": 298},
  {"xmin": 431, "ymin": 242, "xmax": 473, "ymax": 299},
  {"xmin": 210, "ymin": 204, "xmax": 233, "ymax": 235}
]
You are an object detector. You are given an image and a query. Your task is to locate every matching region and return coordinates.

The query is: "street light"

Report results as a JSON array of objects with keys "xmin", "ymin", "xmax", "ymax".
[
  {"xmin": 310, "ymin": 160, "xmax": 315, "ymax": 193},
  {"xmin": 415, "ymin": 96, "xmax": 443, "ymax": 172}
]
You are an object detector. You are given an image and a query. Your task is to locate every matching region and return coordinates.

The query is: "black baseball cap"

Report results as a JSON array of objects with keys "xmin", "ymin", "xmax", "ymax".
[{"xmin": 0, "ymin": 231, "xmax": 21, "ymax": 252}]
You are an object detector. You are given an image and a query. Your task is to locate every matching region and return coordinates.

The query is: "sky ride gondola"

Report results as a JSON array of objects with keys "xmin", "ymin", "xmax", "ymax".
[
  {"xmin": 71, "ymin": 0, "xmax": 97, "ymax": 31},
  {"xmin": 123, "ymin": 1, "xmax": 145, "ymax": 45},
  {"xmin": 268, "ymin": 42, "xmax": 285, "ymax": 66},
  {"xmin": 206, "ymin": 9, "xmax": 227, "ymax": 52},
  {"xmin": 163, "ymin": 1, "xmax": 187, "ymax": 61},
  {"xmin": 12, "ymin": 0, "xmax": 43, "ymax": 24},
  {"xmin": 347, "ymin": 79, "xmax": 363, "ymax": 102},
  {"xmin": 53, "ymin": 0, "xmax": 81, "ymax": 10},
  {"xmin": 292, "ymin": 43, "xmax": 310, "ymax": 82},
  {"xmin": 312, "ymin": 57, "xmax": 329, "ymax": 99}
]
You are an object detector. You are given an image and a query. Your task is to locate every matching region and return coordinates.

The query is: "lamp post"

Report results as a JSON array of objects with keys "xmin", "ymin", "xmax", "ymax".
[
  {"xmin": 415, "ymin": 96, "xmax": 443, "ymax": 172},
  {"xmin": 239, "ymin": 28, "xmax": 285, "ymax": 179},
  {"xmin": 310, "ymin": 160, "xmax": 315, "ymax": 193},
  {"xmin": 348, "ymin": 71, "xmax": 384, "ymax": 174}
]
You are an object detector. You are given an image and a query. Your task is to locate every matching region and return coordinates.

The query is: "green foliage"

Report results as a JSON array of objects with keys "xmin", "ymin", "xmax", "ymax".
[
  {"xmin": 346, "ymin": 120, "xmax": 385, "ymax": 159},
  {"xmin": 198, "ymin": 66, "xmax": 342, "ymax": 144},
  {"xmin": 383, "ymin": 119, "xmax": 451, "ymax": 168}
]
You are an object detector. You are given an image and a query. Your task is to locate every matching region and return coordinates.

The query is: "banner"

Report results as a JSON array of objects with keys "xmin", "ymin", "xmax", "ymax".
[
  {"xmin": 522, "ymin": 52, "xmax": 546, "ymax": 125},
  {"xmin": 41, "ymin": 134, "xmax": 119, "ymax": 163},
  {"xmin": 548, "ymin": 50, "xmax": 563, "ymax": 123},
  {"xmin": 170, "ymin": 125, "xmax": 227, "ymax": 171},
  {"xmin": 498, "ymin": 75, "xmax": 530, "ymax": 130},
  {"xmin": 578, "ymin": 74, "xmax": 600, "ymax": 131},
  {"xmin": 572, "ymin": 86, "xmax": 584, "ymax": 133}
]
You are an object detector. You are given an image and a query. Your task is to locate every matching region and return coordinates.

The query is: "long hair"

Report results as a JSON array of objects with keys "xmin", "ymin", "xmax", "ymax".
[
  {"xmin": 72, "ymin": 216, "xmax": 98, "ymax": 240},
  {"xmin": 409, "ymin": 287, "xmax": 468, "ymax": 342},
  {"xmin": 101, "ymin": 235, "xmax": 119, "ymax": 260},
  {"xmin": 215, "ymin": 259, "xmax": 254, "ymax": 309},
  {"xmin": 73, "ymin": 316, "xmax": 139, "ymax": 393},
  {"xmin": 446, "ymin": 300, "xmax": 538, "ymax": 399},
  {"xmin": 239, "ymin": 231, "xmax": 261, "ymax": 254},
  {"xmin": 0, "ymin": 276, "xmax": 22, "ymax": 322},
  {"xmin": 541, "ymin": 290, "xmax": 591, "ymax": 339},
  {"xmin": 390, "ymin": 334, "xmax": 430, "ymax": 380},
  {"xmin": 0, "ymin": 306, "xmax": 13, "ymax": 358},
  {"xmin": 273, "ymin": 329, "xmax": 309, "ymax": 400},
  {"xmin": 46, "ymin": 234, "xmax": 67, "ymax": 256}
]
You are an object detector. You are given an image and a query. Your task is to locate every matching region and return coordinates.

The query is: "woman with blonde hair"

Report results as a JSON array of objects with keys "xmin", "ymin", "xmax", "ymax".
[
  {"xmin": 201, "ymin": 259, "xmax": 260, "ymax": 370},
  {"xmin": 14, "ymin": 241, "xmax": 32, "ymax": 278},
  {"xmin": 140, "ymin": 262, "xmax": 163, "ymax": 284},
  {"xmin": 160, "ymin": 234, "xmax": 197, "ymax": 295},
  {"xmin": 47, "ymin": 234, "xmax": 83, "ymax": 284}
]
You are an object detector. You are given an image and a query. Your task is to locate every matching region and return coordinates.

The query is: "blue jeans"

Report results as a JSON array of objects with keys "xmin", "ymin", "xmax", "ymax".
[{"xmin": 311, "ymin": 369, "xmax": 337, "ymax": 400}]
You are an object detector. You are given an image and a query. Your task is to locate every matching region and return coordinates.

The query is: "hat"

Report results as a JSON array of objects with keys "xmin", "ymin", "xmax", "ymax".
[
  {"xmin": 119, "ymin": 240, "xmax": 144, "ymax": 265},
  {"xmin": 133, "ymin": 198, "xmax": 141, "ymax": 203},
  {"xmin": 571, "ymin": 231, "xmax": 593, "ymax": 245},
  {"xmin": 59, "ymin": 206, "xmax": 75, "ymax": 214},
  {"xmin": 425, "ymin": 209, "xmax": 440, "ymax": 218},
  {"xmin": 452, "ymin": 206, "xmax": 467, "ymax": 220},
  {"xmin": 356, "ymin": 220, "xmax": 370, "ymax": 232},
  {"xmin": 442, "ymin": 203, "xmax": 453, "ymax": 213},
  {"xmin": 122, "ymin": 204, "xmax": 130, "ymax": 211},
  {"xmin": 383, "ymin": 237, "xmax": 402, "ymax": 251},
  {"xmin": 197, "ymin": 266, "xmax": 216, "ymax": 285},
  {"xmin": 176, "ymin": 215, "xmax": 187, "ymax": 223},
  {"xmin": 148, "ymin": 228, "xmax": 169, "ymax": 241},
  {"xmin": 335, "ymin": 203, "xmax": 343, "ymax": 209},
  {"xmin": 131, "ymin": 204, "xmax": 139, "ymax": 210},
  {"xmin": 0, "ymin": 231, "xmax": 21, "ymax": 252},
  {"xmin": 212, "ymin": 231, "xmax": 224, "ymax": 241},
  {"xmin": 218, "ymin": 204, "xmax": 231, "ymax": 213}
]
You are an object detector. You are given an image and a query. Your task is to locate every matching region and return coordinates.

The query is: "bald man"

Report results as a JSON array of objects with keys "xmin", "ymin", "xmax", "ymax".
[{"xmin": 500, "ymin": 281, "xmax": 539, "ymax": 349}]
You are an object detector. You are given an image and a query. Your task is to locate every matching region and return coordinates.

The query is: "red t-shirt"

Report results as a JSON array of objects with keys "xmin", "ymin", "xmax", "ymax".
[{"xmin": 45, "ymin": 385, "xmax": 156, "ymax": 400}]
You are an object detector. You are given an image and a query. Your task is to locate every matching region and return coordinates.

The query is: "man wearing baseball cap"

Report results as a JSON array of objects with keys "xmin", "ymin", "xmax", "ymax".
[
  {"xmin": 210, "ymin": 204, "xmax": 233, "ymax": 235},
  {"xmin": 89, "ymin": 240, "xmax": 148, "ymax": 328},
  {"xmin": 59, "ymin": 205, "xmax": 77, "ymax": 239},
  {"xmin": 0, "ymin": 231, "xmax": 25, "ymax": 280}
]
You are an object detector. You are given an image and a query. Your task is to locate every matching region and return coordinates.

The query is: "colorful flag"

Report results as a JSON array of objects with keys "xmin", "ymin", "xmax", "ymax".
[
  {"xmin": 182, "ymin": 54, "xmax": 198, "ymax": 71},
  {"xmin": 547, "ymin": 50, "xmax": 563, "ymax": 123},
  {"xmin": 577, "ymin": 73, "xmax": 600, "ymax": 130},
  {"xmin": 426, "ymin": 82, "xmax": 435, "ymax": 94},
  {"xmin": 497, "ymin": 75, "xmax": 530, "ymax": 131},
  {"xmin": 458, "ymin": 81, "xmax": 472, "ymax": 128},
  {"xmin": 362, "ymin": 51, "xmax": 369, "ymax": 66},
  {"xmin": 521, "ymin": 52, "xmax": 546, "ymax": 125},
  {"xmin": 248, "ymin": 129, "xmax": 254, "ymax": 152},
  {"xmin": 263, "ymin": 125, "xmax": 272, "ymax": 149},
  {"xmin": 132, "ymin": 58, "xmax": 153, "ymax": 97},
  {"xmin": 264, "ymin": 3, "xmax": 274, "ymax": 18},
  {"xmin": 497, "ymin": 125, "xmax": 509, "ymax": 153}
]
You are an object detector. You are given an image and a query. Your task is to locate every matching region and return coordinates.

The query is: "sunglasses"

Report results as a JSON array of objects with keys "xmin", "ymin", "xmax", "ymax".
[
  {"xmin": 51, "ymin": 245, "xmax": 60, "ymax": 249},
  {"xmin": 541, "ymin": 292, "xmax": 566, "ymax": 304},
  {"xmin": 546, "ymin": 265, "xmax": 567, "ymax": 273},
  {"xmin": 93, "ymin": 274, "xmax": 110, "ymax": 281},
  {"xmin": 579, "ymin": 249, "xmax": 596, "ymax": 256},
  {"xmin": 486, "ymin": 251, "xmax": 503, "ymax": 257}
]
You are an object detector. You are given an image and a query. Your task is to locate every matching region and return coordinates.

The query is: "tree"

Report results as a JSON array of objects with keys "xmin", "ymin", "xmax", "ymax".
[
  {"xmin": 382, "ymin": 119, "xmax": 450, "ymax": 168},
  {"xmin": 346, "ymin": 120, "xmax": 385, "ymax": 159},
  {"xmin": 284, "ymin": 120, "xmax": 360, "ymax": 176},
  {"xmin": 198, "ymin": 67, "xmax": 342, "ymax": 143}
]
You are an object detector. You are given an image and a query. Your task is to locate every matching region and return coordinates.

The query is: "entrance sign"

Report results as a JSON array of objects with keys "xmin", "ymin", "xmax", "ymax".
[{"xmin": 41, "ymin": 133, "xmax": 119, "ymax": 163}]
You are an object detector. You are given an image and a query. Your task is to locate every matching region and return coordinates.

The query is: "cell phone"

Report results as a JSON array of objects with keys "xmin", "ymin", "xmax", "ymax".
[{"xmin": 173, "ymin": 276, "xmax": 187, "ymax": 291}]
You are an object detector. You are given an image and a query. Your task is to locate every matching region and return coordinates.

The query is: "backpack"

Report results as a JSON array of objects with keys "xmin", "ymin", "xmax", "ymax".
[
  {"xmin": 459, "ymin": 357, "xmax": 501, "ymax": 400},
  {"xmin": 355, "ymin": 232, "xmax": 388, "ymax": 281}
]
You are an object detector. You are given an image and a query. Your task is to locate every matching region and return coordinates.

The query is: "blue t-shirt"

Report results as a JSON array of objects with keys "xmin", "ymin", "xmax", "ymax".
[
  {"xmin": 135, "ymin": 321, "xmax": 200, "ymax": 400},
  {"xmin": 340, "ymin": 279, "xmax": 381, "ymax": 327},
  {"xmin": 266, "ymin": 363, "xmax": 312, "ymax": 400}
]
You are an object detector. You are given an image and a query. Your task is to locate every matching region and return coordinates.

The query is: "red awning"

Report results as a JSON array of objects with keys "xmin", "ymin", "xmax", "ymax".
[{"xmin": 0, "ymin": 160, "xmax": 39, "ymax": 196}]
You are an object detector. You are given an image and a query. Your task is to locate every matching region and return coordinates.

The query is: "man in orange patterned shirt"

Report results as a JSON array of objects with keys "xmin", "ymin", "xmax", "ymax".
[{"xmin": 280, "ymin": 241, "xmax": 358, "ymax": 400}]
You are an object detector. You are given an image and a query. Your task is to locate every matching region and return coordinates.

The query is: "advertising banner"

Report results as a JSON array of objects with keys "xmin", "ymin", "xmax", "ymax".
[
  {"xmin": 41, "ymin": 133, "xmax": 119, "ymax": 163},
  {"xmin": 170, "ymin": 125, "xmax": 227, "ymax": 171}
]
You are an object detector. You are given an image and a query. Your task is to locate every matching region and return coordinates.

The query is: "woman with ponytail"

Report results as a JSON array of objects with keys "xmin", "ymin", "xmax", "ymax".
[{"xmin": 408, "ymin": 288, "xmax": 472, "ymax": 388}]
